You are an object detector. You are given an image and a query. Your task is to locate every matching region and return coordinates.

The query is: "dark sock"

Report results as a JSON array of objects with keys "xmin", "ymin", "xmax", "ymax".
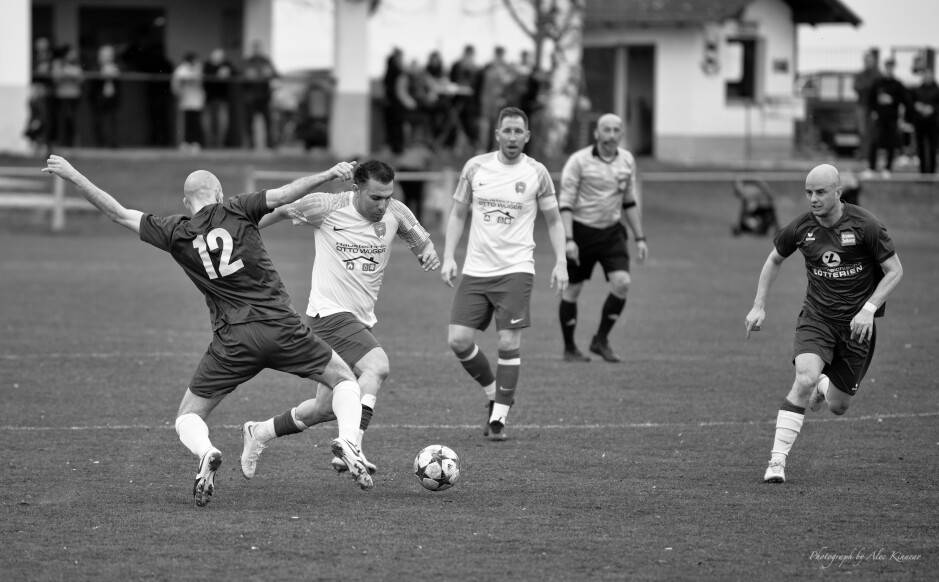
[
  {"xmin": 780, "ymin": 399, "xmax": 806, "ymax": 415},
  {"xmin": 360, "ymin": 405, "xmax": 374, "ymax": 432},
  {"xmin": 272, "ymin": 409, "xmax": 302, "ymax": 437},
  {"xmin": 495, "ymin": 348, "xmax": 520, "ymax": 406},
  {"xmin": 596, "ymin": 294, "xmax": 626, "ymax": 341},
  {"xmin": 455, "ymin": 344, "xmax": 495, "ymax": 387},
  {"xmin": 559, "ymin": 300, "xmax": 578, "ymax": 350}
]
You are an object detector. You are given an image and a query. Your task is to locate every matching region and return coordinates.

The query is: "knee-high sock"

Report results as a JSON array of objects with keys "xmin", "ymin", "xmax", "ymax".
[
  {"xmin": 331, "ymin": 380, "xmax": 363, "ymax": 444},
  {"xmin": 559, "ymin": 300, "xmax": 578, "ymax": 350},
  {"xmin": 359, "ymin": 393, "xmax": 377, "ymax": 446},
  {"xmin": 253, "ymin": 407, "xmax": 308, "ymax": 444},
  {"xmin": 492, "ymin": 348, "xmax": 520, "ymax": 421},
  {"xmin": 596, "ymin": 294, "xmax": 626, "ymax": 341},
  {"xmin": 175, "ymin": 413, "xmax": 213, "ymax": 459},
  {"xmin": 455, "ymin": 344, "xmax": 496, "ymax": 399},
  {"xmin": 771, "ymin": 400, "xmax": 805, "ymax": 462}
]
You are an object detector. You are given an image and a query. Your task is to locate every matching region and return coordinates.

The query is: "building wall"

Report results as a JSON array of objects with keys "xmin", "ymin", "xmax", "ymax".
[{"xmin": 584, "ymin": 0, "xmax": 799, "ymax": 161}]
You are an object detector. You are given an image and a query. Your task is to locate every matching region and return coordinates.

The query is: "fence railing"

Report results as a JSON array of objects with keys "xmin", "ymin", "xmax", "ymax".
[{"xmin": 0, "ymin": 166, "xmax": 94, "ymax": 231}]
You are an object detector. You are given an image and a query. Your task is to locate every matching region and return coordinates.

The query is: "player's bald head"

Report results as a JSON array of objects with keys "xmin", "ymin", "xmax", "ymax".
[
  {"xmin": 597, "ymin": 113, "xmax": 623, "ymax": 130},
  {"xmin": 183, "ymin": 170, "xmax": 223, "ymax": 203},
  {"xmin": 805, "ymin": 164, "xmax": 841, "ymax": 189}
]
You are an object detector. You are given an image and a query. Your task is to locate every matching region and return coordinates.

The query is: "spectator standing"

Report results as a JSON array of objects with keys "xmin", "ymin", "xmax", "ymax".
[
  {"xmin": 478, "ymin": 47, "xmax": 517, "ymax": 150},
  {"xmin": 91, "ymin": 45, "xmax": 121, "ymax": 148},
  {"xmin": 865, "ymin": 58, "xmax": 909, "ymax": 178},
  {"xmin": 910, "ymin": 68, "xmax": 939, "ymax": 174},
  {"xmin": 449, "ymin": 45, "xmax": 480, "ymax": 149},
  {"xmin": 51, "ymin": 45, "xmax": 83, "ymax": 147},
  {"xmin": 202, "ymin": 48, "xmax": 237, "ymax": 148},
  {"xmin": 171, "ymin": 52, "xmax": 205, "ymax": 152},
  {"xmin": 853, "ymin": 51, "xmax": 881, "ymax": 162},
  {"xmin": 243, "ymin": 40, "xmax": 278, "ymax": 150},
  {"xmin": 32, "ymin": 37, "xmax": 56, "ymax": 148},
  {"xmin": 383, "ymin": 48, "xmax": 408, "ymax": 154},
  {"xmin": 23, "ymin": 82, "xmax": 50, "ymax": 155}
]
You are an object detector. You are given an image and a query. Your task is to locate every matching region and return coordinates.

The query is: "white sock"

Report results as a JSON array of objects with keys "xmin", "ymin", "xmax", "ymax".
[
  {"xmin": 331, "ymin": 380, "xmax": 363, "ymax": 444},
  {"xmin": 253, "ymin": 418, "xmax": 276, "ymax": 443},
  {"xmin": 175, "ymin": 414, "xmax": 213, "ymax": 459},
  {"xmin": 484, "ymin": 382, "xmax": 496, "ymax": 400},
  {"xmin": 490, "ymin": 402, "xmax": 511, "ymax": 423},
  {"xmin": 771, "ymin": 410, "xmax": 804, "ymax": 463}
]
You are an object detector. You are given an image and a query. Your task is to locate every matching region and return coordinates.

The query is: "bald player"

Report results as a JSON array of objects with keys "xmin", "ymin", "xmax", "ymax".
[
  {"xmin": 42, "ymin": 155, "xmax": 376, "ymax": 506},
  {"xmin": 745, "ymin": 164, "xmax": 903, "ymax": 484},
  {"xmin": 558, "ymin": 113, "xmax": 648, "ymax": 363}
]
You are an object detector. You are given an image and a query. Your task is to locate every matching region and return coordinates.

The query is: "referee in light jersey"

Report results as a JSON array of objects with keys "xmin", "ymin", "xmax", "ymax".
[{"xmin": 557, "ymin": 113, "xmax": 648, "ymax": 363}]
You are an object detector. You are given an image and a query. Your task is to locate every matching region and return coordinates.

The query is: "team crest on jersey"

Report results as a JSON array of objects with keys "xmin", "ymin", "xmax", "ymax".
[
  {"xmin": 840, "ymin": 231, "xmax": 856, "ymax": 246},
  {"xmin": 515, "ymin": 181, "xmax": 526, "ymax": 194},
  {"xmin": 373, "ymin": 223, "xmax": 386, "ymax": 238}
]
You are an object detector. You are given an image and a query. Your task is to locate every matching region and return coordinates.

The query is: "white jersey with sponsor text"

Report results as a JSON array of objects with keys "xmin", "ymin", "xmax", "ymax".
[
  {"xmin": 285, "ymin": 191, "xmax": 428, "ymax": 327},
  {"xmin": 454, "ymin": 152, "xmax": 556, "ymax": 277}
]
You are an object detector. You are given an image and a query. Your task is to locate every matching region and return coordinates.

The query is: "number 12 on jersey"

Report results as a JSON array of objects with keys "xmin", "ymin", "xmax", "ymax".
[{"xmin": 192, "ymin": 228, "xmax": 244, "ymax": 279}]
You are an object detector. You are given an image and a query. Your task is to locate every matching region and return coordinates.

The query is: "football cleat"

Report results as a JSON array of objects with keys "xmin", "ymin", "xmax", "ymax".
[
  {"xmin": 193, "ymin": 448, "xmax": 222, "ymax": 507},
  {"xmin": 589, "ymin": 336, "xmax": 622, "ymax": 363},
  {"xmin": 331, "ymin": 451, "xmax": 377, "ymax": 475},
  {"xmin": 763, "ymin": 459, "xmax": 786, "ymax": 483},
  {"xmin": 483, "ymin": 400, "xmax": 494, "ymax": 436},
  {"xmin": 563, "ymin": 347, "xmax": 591, "ymax": 362},
  {"xmin": 330, "ymin": 438, "xmax": 374, "ymax": 490},
  {"xmin": 240, "ymin": 421, "xmax": 266, "ymax": 479},
  {"xmin": 809, "ymin": 374, "xmax": 829, "ymax": 412},
  {"xmin": 488, "ymin": 418, "xmax": 508, "ymax": 441}
]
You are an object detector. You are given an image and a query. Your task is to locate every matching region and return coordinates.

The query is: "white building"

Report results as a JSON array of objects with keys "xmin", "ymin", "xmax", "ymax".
[{"xmin": 582, "ymin": 0, "xmax": 860, "ymax": 161}]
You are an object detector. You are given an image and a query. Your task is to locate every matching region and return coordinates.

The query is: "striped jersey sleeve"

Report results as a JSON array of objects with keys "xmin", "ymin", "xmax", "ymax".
[
  {"xmin": 285, "ymin": 191, "xmax": 351, "ymax": 227},
  {"xmin": 388, "ymin": 198, "xmax": 430, "ymax": 249}
]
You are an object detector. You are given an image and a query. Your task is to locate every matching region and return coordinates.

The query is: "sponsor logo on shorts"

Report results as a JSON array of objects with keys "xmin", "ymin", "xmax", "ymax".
[{"xmin": 510, "ymin": 317, "xmax": 524, "ymax": 324}]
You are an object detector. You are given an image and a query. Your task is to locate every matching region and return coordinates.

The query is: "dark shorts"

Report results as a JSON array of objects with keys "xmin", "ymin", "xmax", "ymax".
[
  {"xmin": 450, "ymin": 273, "xmax": 534, "ymax": 331},
  {"xmin": 792, "ymin": 311, "xmax": 877, "ymax": 396},
  {"xmin": 568, "ymin": 221, "xmax": 631, "ymax": 284},
  {"xmin": 189, "ymin": 314, "xmax": 334, "ymax": 398},
  {"xmin": 304, "ymin": 312, "xmax": 381, "ymax": 369}
]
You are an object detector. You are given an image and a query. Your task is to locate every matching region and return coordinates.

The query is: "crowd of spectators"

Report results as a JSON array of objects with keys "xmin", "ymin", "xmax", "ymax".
[
  {"xmin": 855, "ymin": 50, "xmax": 939, "ymax": 176},
  {"xmin": 26, "ymin": 37, "xmax": 281, "ymax": 154},
  {"xmin": 381, "ymin": 44, "xmax": 550, "ymax": 155}
]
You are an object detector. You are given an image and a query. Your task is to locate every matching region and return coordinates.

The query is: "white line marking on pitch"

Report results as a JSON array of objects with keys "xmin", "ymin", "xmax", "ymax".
[{"xmin": 1, "ymin": 411, "xmax": 936, "ymax": 432}]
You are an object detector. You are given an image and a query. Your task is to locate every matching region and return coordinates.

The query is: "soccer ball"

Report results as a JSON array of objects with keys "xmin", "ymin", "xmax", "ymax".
[{"xmin": 413, "ymin": 445, "xmax": 460, "ymax": 491}]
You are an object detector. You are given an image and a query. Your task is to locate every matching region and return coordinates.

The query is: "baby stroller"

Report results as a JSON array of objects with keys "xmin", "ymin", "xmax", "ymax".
[{"xmin": 732, "ymin": 177, "xmax": 779, "ymax": 236}]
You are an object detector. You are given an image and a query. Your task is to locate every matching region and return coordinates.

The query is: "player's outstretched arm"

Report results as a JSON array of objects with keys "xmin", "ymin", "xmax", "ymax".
[
  {"xmin": 42, "ymin": 155, "xmax": 143, "ymax": 234},
  {"xmin": 441, "ymin": 201, "xmax": 469, "ymax": 287},
  {"xmin": 540, "ymin": 202, "xmax": 569, "ymax": 295},
  {"xmin": 850, "ymin": 253, "xmax": 903, "ymax": 343},
  {"xmin": 265, "ymin": 160, "xmax": 356, "ymax": 209},
  {"xmin": 745, "ymin": 249, "xmax": 786, "ymax": 339}
]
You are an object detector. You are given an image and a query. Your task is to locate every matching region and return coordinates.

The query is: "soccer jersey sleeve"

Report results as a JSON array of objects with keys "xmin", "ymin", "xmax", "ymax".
[
  {"xmin": 230, "ymin": 191, "xmax": 271, "ymax": 225},
  {"xmin": 558, "ymin": 154, "xmax": 582, "ymax": 211},
  {"xmin": 389, "ymin": 199, "xmax": 430, "ymax": 249},
  {"xmin": 285, "ymin": 191, "xmax": 345, "ymax": 228},
  {"xmin": 453, "ymin": 159, "xmax": 480, "ymax": 204},
  {"xmin": 863, "ymin": 217, "xmax": 897, "ymax": 264},
  {"xmin": 139, "ymin": 214, "xmax": 184, "ymax": 251},
  {"xmin": 534, "ymin": 162, "xmax": 557, "ymax": 200},
  {"xmin": 773, "ymin": 217, "xmax": 802, "ymax": 258}
]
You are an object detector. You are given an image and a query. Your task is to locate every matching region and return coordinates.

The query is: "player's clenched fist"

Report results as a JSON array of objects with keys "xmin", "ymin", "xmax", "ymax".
[
  {"xmin": 326, "ymin": 161, "xmax": 357, "ymax": 182},
  {"xmin": 42, "ymin": 155, "xmax": 81, "ymax": 182}
]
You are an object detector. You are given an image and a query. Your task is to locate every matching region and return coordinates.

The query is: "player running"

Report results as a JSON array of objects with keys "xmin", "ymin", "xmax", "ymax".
[
  {"xmin": 239, "ymin": 160, "xmax": 440, "ymax": 478},
  {"xmin": 42, "ymin": 155, "xmax": 375, "ymax": 506},
  {"xmin": 745, "ymin": 163, "xmax": 903, "ymax": 484},
  {"xmin": 441, "ymin": 106, "xmax": 568, "ymax": 441}
]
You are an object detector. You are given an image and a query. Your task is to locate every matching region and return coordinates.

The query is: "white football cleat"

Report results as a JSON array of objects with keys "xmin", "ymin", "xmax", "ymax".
[
  {"xmin": 193, "ymin": 447, "xmax": 222, "ymax": 507},
  {"xmin": 240, "ymin": 421, "xmax": 266, "ymax": 479},
  {"xmin": 809, "ymin": 374, "xmax": 829, "ymax": 412},
  {"xmin": 330, "ymin": 438, "xmax": 374, "ymax": 490},
  {"xmin": 331, "ymin": 451, "xmax": 377, "ymax": 475},
  {"xmin": 763, "ymin": 459, "xmax": 786, "ymax": 483}
]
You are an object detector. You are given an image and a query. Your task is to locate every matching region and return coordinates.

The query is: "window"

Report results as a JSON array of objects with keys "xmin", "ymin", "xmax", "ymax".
[{"xmin": 725, "ymin": 38, "xmax": 760, "ymax": 102}]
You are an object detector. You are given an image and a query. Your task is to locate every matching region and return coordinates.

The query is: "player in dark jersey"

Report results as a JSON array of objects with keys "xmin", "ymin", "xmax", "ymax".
[
  {"xmin": 745, "ymin": 164, "xmax": 903, "ymax": 484},
  {"xmin": 42, "ymin": 155, "xmax": 375, "ymax": 506}
]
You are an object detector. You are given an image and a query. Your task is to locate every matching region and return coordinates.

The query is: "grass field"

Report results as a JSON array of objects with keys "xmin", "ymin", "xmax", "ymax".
[{"xmin": 1, "ymin": 155, "xmax": 937, "ymax": 581}]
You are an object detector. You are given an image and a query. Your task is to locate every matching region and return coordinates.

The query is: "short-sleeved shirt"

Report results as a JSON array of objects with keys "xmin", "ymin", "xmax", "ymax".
[
  {"xmin": 558, "ymin": 145, "xmax": 639, "ymax": 229},
  {"xmin": 139, "ymin": 190, "xmax": 297, "ymax": 330},
  {"xmin": 284, "ymin": 191, "xmax": 429, "ymax": 328},
  {"xmin": 453, "ymin": 152, "xmax": 557, "ymax": 277},
  {"xmin": 773, "ymin": 203, "xmax": 896, "ymax": 324}
]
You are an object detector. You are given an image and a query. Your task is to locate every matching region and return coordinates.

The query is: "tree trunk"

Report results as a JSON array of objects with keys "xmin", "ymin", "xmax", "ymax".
[{"xmin": 541, "ymin": 1, "xmax": 583, "ymax": 159}]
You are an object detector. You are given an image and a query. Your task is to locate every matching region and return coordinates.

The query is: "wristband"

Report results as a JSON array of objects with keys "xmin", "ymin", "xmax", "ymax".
[
  {"xmin": 565, "ymin": 237, "xmax": 574, "ymax": 242},
  {"xmin": 635, "ymin": 237, "xmax": 647, "ymax": 242},
  {"xmin": 862, "ymin": 301, "xmax": 877, "ymax": 313}
]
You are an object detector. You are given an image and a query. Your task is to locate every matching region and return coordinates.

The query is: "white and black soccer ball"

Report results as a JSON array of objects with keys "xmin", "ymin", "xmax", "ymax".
[{"xmin": 413, "ymin": 445, "xmax": 460, "ymax": 491}]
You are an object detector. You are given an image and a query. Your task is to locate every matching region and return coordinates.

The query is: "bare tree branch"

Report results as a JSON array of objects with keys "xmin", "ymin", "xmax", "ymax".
[{"xmin": 501, "ymin": 0, "xmax": 537, "ymax": 39}]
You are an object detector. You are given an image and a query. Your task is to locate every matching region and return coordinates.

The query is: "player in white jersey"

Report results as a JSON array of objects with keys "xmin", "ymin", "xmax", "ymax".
[
  {"xmin": 240, "ymin": 160, "xmax": 440, "ymax": 478},
  {"xmin": 441, "ymin": 107, "xmax": 568, "ymax": 440}
]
